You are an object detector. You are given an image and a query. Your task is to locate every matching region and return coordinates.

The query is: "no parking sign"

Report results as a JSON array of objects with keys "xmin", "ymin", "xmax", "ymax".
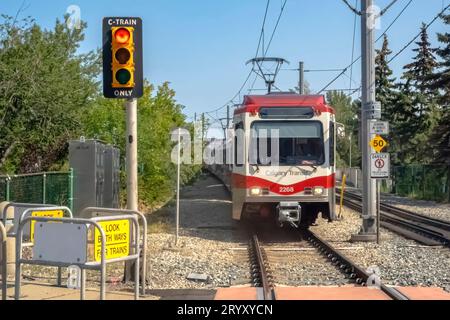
[{"xmin": 370, "ymin": 153, "xmax": 390, "ymax": 179}]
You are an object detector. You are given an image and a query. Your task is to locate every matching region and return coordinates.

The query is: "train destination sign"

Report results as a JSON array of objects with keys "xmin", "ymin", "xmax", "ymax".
[
  {"xmin": 30, "ymin": 210, "xmax": 64, "ymax": 243},
  {"xmin": 94, "ymin": 219, "xmax": 130, "ymax": 262},
  {"xmin": 371, "ymin": 153, "xmax": 390, "ymax": 179},
  {"xmin": 370, "ymin": 135, "xmax": 388, "ymax": 153}
]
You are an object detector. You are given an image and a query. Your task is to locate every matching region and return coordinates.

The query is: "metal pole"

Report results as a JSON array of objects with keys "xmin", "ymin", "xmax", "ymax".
[
  {"xmin": 1, "ymin": 222, "xmax": 6, "ymax": 300},
  {"xmin": 68, "ymin": 168, "xmax": 74, "ymax": 213},
  {"xmin": 349, "ymin": 134, "xmax": 352, "ymax": 168},
  {"xmin": 80, "ymin": 269, "xmax": 86, "ymax": 300},
  {"xmin": 124, "ymin": 98, "xmax": 139, "ymax": 281},
  {"xmin": 352, "ymin": 0, "xmax": 377, "ymax": 242},
  {"xmin": 126, "ymin": 98, "xmax": 139, "ymax": 211},
  {"xmin": 299, "ymin": 61, "xmax": 305, "ymax": 95},
  {"xmin": 6, "ymin": 178, "xmax": 10, "ymax": 202},
  {"xmin": 227, "ymin": 105, "xmax": 230, "ymax": 133},
  {"xmin": 377, "ymin": 179, "xmax": 381, "ymax": 245},
  {"xmin": 42, "ymin": 173, "xmax": 46, "ymax": 204},
  {"xmin": 201, "ymin": 113, "xmax": 205, "ymax": 146},
  {"xmin": 175, "ymin": 128, "xmax": 181, "ymax": 246}
]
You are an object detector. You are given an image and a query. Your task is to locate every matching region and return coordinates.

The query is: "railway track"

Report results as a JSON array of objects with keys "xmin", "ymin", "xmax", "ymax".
[
  {"xmin": 248, "ymin": 229, "xmax": 409, "ymax": 300},
  {"xmin": 337, "ymin": 189, "xmax": 450, "ymax": 247},
  {"xmin": 248, "ymin": 235, "xmax": 275, "ymax": 300}
]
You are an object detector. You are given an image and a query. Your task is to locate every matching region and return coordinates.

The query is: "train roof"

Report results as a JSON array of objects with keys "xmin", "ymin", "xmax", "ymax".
[
  {"xmin": 243, "ymin": 94, "xmax": 325, "ymax": 106},
  {"xmin": 235, "ymin": 94, "xmax": 335, "ymax": 115}
]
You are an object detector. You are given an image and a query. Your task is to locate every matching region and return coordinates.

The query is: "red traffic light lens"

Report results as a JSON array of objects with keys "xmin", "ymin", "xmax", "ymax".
[{"xmin": 114, "ymin": 28, "xmax": 130, "ymax": 44}]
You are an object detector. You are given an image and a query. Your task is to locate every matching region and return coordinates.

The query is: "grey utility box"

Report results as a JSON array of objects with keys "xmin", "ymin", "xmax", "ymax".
[
  {"xmin": 104, "ymin": 146, "xmax": 120, "ymax": 209},
  {"xmin": 69, "ymin": 139, "xmax": 107, "ymax": 217}
]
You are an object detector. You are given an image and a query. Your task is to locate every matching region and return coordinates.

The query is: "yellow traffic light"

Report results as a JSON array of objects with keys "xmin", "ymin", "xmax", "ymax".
[{"xmin": 111, "ymin": 27, "xmax": 135, "ymax": 88}]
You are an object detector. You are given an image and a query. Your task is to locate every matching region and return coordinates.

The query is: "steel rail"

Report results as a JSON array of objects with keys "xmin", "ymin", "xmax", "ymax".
[
  {"xmin": 337, "ymin": 191, "xmax": 450, "ymax": 246},
  {"xmin": 343, "ymin": 190, "xmax": 450, "ymax": 229},
  {"xmin": 250, "ymin": 235, "xmax": 275, "ymax": 300},
  {"xmin": 304, "ymin": 229, "xmax": 409, "ymax": 300}
]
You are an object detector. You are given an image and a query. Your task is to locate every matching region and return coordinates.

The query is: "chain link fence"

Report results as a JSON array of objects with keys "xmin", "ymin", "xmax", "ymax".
[
  {"xmin": 0, "ymin": 170, "xmax": 74, "ymax": 210},
  {"xmin": 390, "ymin": 165, "xmax": 450, "ymax": 202}
]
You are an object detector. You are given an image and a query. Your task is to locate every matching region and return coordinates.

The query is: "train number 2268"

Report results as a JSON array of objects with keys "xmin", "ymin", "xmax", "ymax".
[{"xmin": 279, "ymin": 187, "xmax": 294, "ymax": 193}]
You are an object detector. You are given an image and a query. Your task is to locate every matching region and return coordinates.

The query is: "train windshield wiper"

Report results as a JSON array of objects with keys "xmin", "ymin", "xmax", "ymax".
[{"xmin": 251, "ymin": 163, "xmax": 260, "ymax": 173}]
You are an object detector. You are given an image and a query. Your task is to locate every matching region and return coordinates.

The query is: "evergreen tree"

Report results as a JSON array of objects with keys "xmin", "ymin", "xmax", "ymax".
[
  {"xmin": 401, "ymin": 24, "xmax": 439, "ymax": 163},
  {"xmin": 376, "ymin": 35, "xmax": 397, "ymax": 122},
  {"xmin": 403, "ymin": 23, "xmax": 439, "ymax": 102},
  {"xmin": 376, "ymin": 35, "xmax": 406, "ymax": 164},
  {"xmin": 428, "ymin": 13, "xmax": 450, "ymax": 165}
]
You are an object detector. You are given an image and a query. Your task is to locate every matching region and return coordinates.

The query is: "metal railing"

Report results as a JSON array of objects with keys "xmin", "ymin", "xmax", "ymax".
[
  {"xmin": 15, "ymin": 213, "xmax": 141, "ymax": 300},
  {"xmin": 80, "ymin": 207, "xmax": 148, "ymax": 296},
  {"xmin": 1, "ymin": 221, "xmax": 6, "ymax": 300}
]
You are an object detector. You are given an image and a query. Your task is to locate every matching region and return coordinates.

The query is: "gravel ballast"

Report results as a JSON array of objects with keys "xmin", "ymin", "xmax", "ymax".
[{"xmin": 20, "ymin": 173, "xmax": 450, "ymax": 293}]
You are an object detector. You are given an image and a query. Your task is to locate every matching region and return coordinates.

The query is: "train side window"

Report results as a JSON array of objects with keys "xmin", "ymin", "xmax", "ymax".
[
  {"xmin": 235, "ymin": 122, "xmax": 244, "ymax": 167},
  {"xmin": 330, "ymin": 122, "xmax": 335, "ymax": 166}
]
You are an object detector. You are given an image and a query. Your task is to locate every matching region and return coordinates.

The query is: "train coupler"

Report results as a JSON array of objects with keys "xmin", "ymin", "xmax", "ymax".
[{"xmin": 277, "ymin": 202, "xmax": 301, "ymax": 228}]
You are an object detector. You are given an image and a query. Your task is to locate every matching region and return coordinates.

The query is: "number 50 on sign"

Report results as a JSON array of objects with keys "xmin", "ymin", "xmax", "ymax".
[{"xmin": 370, "ymin": 135, "xmax": 388, "ymax": 153}]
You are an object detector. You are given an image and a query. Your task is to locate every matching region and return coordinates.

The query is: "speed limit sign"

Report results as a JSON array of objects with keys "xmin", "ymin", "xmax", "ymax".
[{"xmin": 370, "ymin": 135, "xmax": 388, "ymax": 153}]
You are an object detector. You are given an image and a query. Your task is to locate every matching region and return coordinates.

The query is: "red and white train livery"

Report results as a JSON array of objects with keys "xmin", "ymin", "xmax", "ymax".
[{"xmin": 209, "ymin": 93, "xmax": 336, "ymax": 228}]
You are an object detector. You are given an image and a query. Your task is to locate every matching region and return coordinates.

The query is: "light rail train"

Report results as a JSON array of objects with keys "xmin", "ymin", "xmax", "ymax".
[{"xmin": 207, "ymin": 93, "xmax": 336, "ymax": 228}]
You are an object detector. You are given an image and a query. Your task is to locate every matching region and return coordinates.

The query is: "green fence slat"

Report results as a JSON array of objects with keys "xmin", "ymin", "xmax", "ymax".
[
  {"xmin": 392, "ymin": 164, "xmax": 449, "ymax": 202},
  {"xmin": 0, "ymin": 171, "xmax": 72, "ymax": 206}
]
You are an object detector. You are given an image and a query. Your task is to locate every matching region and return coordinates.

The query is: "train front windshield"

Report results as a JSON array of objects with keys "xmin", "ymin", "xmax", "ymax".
[{"xmin": 250, "ymin": 121, "xmax": 325, "ymax": 166}]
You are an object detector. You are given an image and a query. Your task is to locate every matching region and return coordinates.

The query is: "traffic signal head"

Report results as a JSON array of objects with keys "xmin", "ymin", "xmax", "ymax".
[
  {"xmin": 103, "ymin": 18, "xmax": 143, "ymax": 99},
  {"xmin": 111, "ymin": 26, "xmax": 135, "ymax": 88}
]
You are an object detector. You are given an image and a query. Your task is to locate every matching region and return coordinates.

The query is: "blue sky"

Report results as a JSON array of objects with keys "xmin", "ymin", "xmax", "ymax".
[{"xmin": 1, "ymin": 0, "xmax": 448, "ymax": 129}]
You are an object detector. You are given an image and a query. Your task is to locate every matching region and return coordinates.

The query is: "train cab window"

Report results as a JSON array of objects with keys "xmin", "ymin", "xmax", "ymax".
[{"xmin": 250, "ymin": 121, "xmax": 325, "ymax": 166}]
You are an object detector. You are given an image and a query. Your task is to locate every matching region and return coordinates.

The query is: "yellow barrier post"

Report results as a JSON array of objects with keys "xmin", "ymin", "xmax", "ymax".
[{"xmin": 339, "ymin": 174, "xmax": 347, "ymax": 219}]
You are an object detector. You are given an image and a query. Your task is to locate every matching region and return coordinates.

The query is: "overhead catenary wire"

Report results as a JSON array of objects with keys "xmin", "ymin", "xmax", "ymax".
[
  {"xmin": 264, "ymin": 0, "xmax": 288, "ymax": 57},
  {"xmin": 388, "ymin": 3, "xmax": 450, "ymax": 63},
  {"xmin": 318, "ymin": 0, "xmax": 415, "ymax": 94},
  {"xmin": 205, "ymin": 0, "xmax": 272, "ymax": 116},
  {"xmin": 249, "ymin": 0, "xmax": 289, "ymax": 93},
  {"xmin": 341, "ymin": 0, "xmax": 399, "ymax": 16},
  {"xmin": 341, "ymin": 0, "xmax": 361, "ymax": 15},
  {"xmin": 349, "ymin": 0, "xmax": 358, "ymax": 91}
]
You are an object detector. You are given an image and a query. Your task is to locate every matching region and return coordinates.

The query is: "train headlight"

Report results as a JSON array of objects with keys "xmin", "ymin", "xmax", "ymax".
[
  {"xmin": 250, "ymin": 187, "xmax": 262, "ymax": 196},
  {"xmin": 313, "ymin": 187, "xmax": 325, "ymax": 196}
]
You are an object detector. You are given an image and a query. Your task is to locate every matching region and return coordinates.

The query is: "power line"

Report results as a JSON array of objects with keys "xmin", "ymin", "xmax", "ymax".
[
  {"xmin": 380, "ymin": 0, "xmax": 400, "ymax": 16},
  {"xmin": 388, "ymin": 3, "xmax": 450, "ymax": 63},
  {"xmin": 205, "ymin": 1, "xmax": 272, "ymax": 116},
  {"xmin": 264, "ymin": 0, "xmax": 288, "ymax": 56},
  {"xmin": 255, "ymin": 0, "xmax": 271, "ymax": 57},
  {"xmin": 341, "ymin": 0, "xmax": 361, "ymax": 15},
  {"xmin": 318, "ymin": 0, "xmax": 415, "ymax": 94},
  {"xmin": 349, "ymin": 0, "xmax": 358, "ymax": 91}
]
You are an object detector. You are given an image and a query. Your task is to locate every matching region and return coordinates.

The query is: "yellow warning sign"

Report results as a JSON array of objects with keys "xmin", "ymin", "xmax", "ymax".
[
  {"xmin": 94, "ymin": 220, "xmax": 130, "ymax": 262},
  {"xmin": 30, "ymin": 210, "xmax": 64, "ymax": 243},
  {"xmin": 370, "ymin": 135, "xmax": 388, "ymax": 153}
]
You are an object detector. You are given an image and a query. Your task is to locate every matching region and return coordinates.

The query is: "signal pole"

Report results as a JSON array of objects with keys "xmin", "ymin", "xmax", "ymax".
[
  {"xmin": 226, "ymin": 105, "xmax": 230, "ymax": 137},
  {"xmin": 299, "ymin": 61, "xmax": 305, "ymax": 95},
  {"xmin": 126, "ymin": 98, "xmax": 138, "ymax": 212},
  {"xmin": 352, "ymin": 0, "xmax": 377, "ymax": 242},
  {"xmin": 124, "ymin": 97, "xmax": 139, "ymax": 281}
]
